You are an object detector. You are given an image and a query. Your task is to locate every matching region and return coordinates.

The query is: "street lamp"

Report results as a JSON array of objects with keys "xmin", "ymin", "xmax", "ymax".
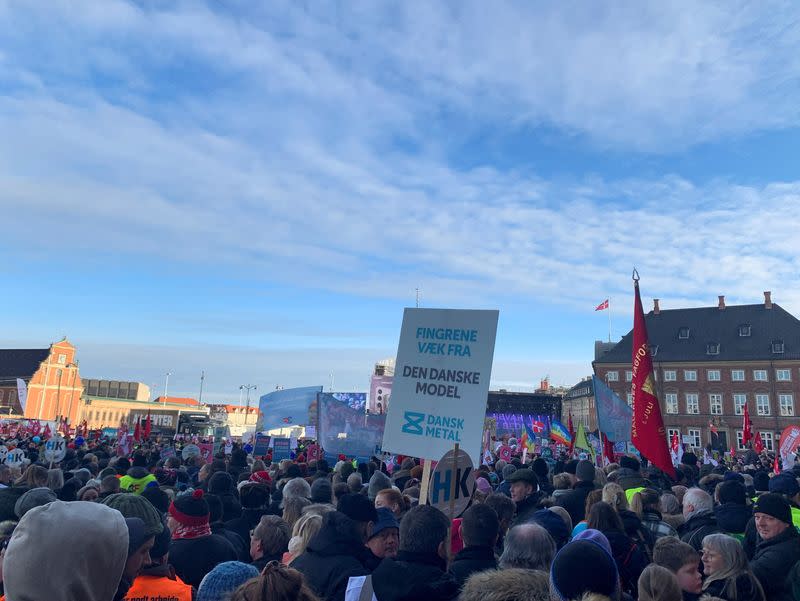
[
  {"xmin": 240, "ymin": 384, "xmax": 257, "ymax": 425},
  {"xmin": 163, "ymin": 372, "xmax": 172, "ymax": 407}
]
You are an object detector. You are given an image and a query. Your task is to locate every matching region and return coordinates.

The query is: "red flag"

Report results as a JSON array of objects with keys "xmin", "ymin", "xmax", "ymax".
[
  {"xmin": 753, "ymin": 431, "xmax": 765, "ymax": 454},
  {"xmin": 631, "ymin": 275, "xmax": 676, "ymax": 479},
  {"xmin": 595, "ymin": 299, "xmax": 609, "ymax": 311},
  {"xmin": 144, "ymin": 410, "xmax": 152, "ymax": 439},
  {"xmin": 670, "ymin": 432, "xmax": 679, "ymax": 454},
  {"xmin": 708, "ymin": 420, "xmax": 718, "ymax": 435},
  {"xmin": 133, "ymin": 418, "xmax": 141, "ymax": 442},
  {"xmin": 567, "ymin": 411, "xmax": 576, "ymax": 455},
  {"xmin": 743, "ymin": 402, "xmax": 752, "ymax": 446},
  {"xmin": 602, "ymin": 433, "xmax": 615, "ymax": 465},
  {"xmin": 774, "ymin": 454, "xmax": 781, "ymax": 474},
  {"xmin": 43, "ymin": 424, "xmax": 51, "ymax": 439}
]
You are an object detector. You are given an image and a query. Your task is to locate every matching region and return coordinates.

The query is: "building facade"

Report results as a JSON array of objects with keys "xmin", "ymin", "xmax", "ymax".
[
  {"xmin": 563, "ymin": 377, "xmax": 597, "ymax": 431},
  {"xmin": 79, "ymin": 394, "xmax": 206, "ymax": 431},
  {"xmin": 82, "ymin": 379, "xmax": 150, "ymax": 402},
  {"xmin": 594, "ymin": 293, "xmax": 800, "ymax": 454},
  {"xmin": 216, "ymin": 404, "xmax": 259, "ymax": 437}
]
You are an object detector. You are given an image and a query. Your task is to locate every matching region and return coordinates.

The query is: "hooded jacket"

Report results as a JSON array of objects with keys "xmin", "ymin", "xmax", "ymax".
[
  {"xmin": 291, "ymin": 511, "xmax": 371, "ymax": 601},
  {"xmin": 749, "ymin": 525, "xmax": 800, "ymax": 601},
  {"xmin": 714, "ymin": 502, "xmax": 751, "ymax": 537},
  {"xmin": 370, "ymin": 550, "xmax": 459, "ymax": 601},
  {"xmin": 4, "ymin": 500, "xmax": 129, "ymax": 601},
  {"xmin": 119, "ymin": 466, "xmax": 157, "ymax": 495}
]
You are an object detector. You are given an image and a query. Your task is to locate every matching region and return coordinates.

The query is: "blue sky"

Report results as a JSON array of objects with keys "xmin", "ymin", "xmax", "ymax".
[{"xmin": 3, "ymin": 1, "xmax": 800, "ymax": 402}]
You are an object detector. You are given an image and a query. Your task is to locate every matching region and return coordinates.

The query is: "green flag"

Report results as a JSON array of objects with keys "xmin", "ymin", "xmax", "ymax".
[{"xmin": 574, "ymin": 423, "xmax": 595, "ymax": 460}]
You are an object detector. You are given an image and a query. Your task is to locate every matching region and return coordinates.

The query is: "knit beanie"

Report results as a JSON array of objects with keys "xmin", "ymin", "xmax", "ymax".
[
  {"xmin": 532, "ymin": 457, "xmax": 549, "ymax": 478},
  {"xmin": 502, "ymin": 464, "xmax": 517, "ymax": 480},
  {"xmin": 572, "ymin": 528, "xmax": 612, "ymax": 555},
  {"xmin": 150, "ymin": 516, "xmax": 171, "ymax": 559},
  {"xmin": 0, "ymin": 488, "xmax": 26, "ymax": 522},
  {"xmin": 140, "ymin": 486, "xmax": 170, "ymax": 515},
  {"xmin": 753, "ymin": 492, "xmax": 792, "ymax": 525},
  {"xmin": 753, "ymin": 471, "xmax": 770, "ymax": 492},
  {"xmin": 208, "ymin": 472, "xmax": 235, "ymax": 495},
  {"xmin": 368, "ymin": 471, "xmax": 392, "ymax": 501},
  {"xmin": 769, "ymin": 473, "xmax": 800, "ymax": 496},
  {"xmin": 311, "ymin": 478, "xmax": 333, "ymax": 504},
  {"xmin": 250, "ymin": 471, "xmax": 272, "ymax": 485},
  {"xmin": 575, "ymin": 460, "xmax": 596, "ymax": 483},
  {"xmin": 197, "ymin": 561, "xmax": 259, "ymax": 601},
  {"xmin": 103, "ymin": 492, "xmax": 165, "ymax": 537},
  {"xmin": 551, "ymin": 540, "xmax": 618, "ymax": 600},
  {"xmin": 620, "ymin": 455, "xmax": 641, "ymax": 472},
  {"xmin": 337, "ymin": 493, "xmax": 378, "ymax": 523},
  {"xmin": 169, "ymin": 489, "xmax": 210, "ymax": 526},
  {"xmin": 14, "ymin": 487, "xmax": 57, "ymax": 519}
]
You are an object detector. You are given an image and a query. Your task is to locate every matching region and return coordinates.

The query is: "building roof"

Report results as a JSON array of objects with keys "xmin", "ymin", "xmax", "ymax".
[
  {"xmin": 0, "ymin": 349, "xmax": 50, "ymax": 380},
  {"xmin": 595, "ymin": 302, "xmax": 800, "ymax": 364},
  {"xmin": 565, "ymin": 378, "xmax": 594, "ymax": 399},
  {"xmin": 152, "ymin": 396, "xmax": 199, "ymax": 406},
  {"xmin": 221, "ymin": 404, "xmax": 259, "ymax": 414}
]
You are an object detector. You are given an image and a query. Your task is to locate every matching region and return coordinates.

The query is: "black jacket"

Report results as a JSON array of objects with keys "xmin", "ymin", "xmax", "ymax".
[
  {"xmin": 714, "ymin": 503, "xmax": 751, "ymax": 536},
  {"xmin": 614, "ymin": 468, "xmax": 650, "ymax": 492},
  {"xmin": 555, "ymin": 480, "xmax": 595, "ymax": 526},
  {"xmin": 169, "ymin": 534, "xmax": 238, "ymax": 588},
  {"xmin": 510, "ymin": 491, "xmax": 546, "ymax": 527},
  {"xmin": 210, "ymin": 521, "xmax": 250, "ymax": 562},
  {"xmin": 291, "ymin": 511, "xmax": 371, "ymax": 601},
  {"xmin": 225, "ymin": 507, "xmax": 275, "ymax": 547},
  {"xmin": 252, "ymin": 551, "xmax": 285, "ymax": 572},
  {"xmin": 603, "ymin": 530, "xmax": 649, "ymax": 598},
  {"xmin": 679, "ymin": 510, "xmax": 720, "ymax": 551},
  {"xmin": 749, "ymin": 525, "xmax": 800, "ymax": 601},
  {"xmin": 703, "ymin": 573, "xmax": 764, "ymax": 601},
  {"xmin": 447, "ymin": 545, "xmax": 497, "ymax": 587},
  {"xmin": 371, "ymin": 550, "xmax": 460, "ymax": 601}
]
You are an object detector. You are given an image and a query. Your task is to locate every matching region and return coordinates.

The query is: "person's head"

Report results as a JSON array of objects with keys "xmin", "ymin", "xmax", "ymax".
[
  {"xmin": 630, "ymin": 488, "xmax": 660, "ymax": 517},
  {"xmin": 333, "ymin": 482, "xmax": 350, "ymax": 504},
  {"xmin": 583, "ymin": 489, "xmax": 603, "ymax": 520},
  {"xmin": 337, "ymin": 493, "xmax": 378, "ymax": 543},
  {"xmin": 550, "ymin": 539, "xmax": 618, "ymax": 600},
  {"xmin": 198, "ymin": 561, "xmax": 259, "ymax": 601},
  {"xmin": 498, "ymin": 523, "xmax": 555, "ymax": 571},
  {"xmin": 123, "ymin": 517, "xmax": 156, "ymax": 586},
  {"xmin": 140, "ymin": 486, "xmax": 170, "ymax": 514},
  {"xmin": 0, "ymin": 465, "xmax": 11, "ymax": 485},
  {"xmin": 575, "ymin": 460, "xmax": 596, "ymax": 483},
  {"xmin": 229, "ymin": 561, "xmax": 319, "ymax": 601},
  {"xmin": 485, "ymin": 493, "xmax": 515, "ymax": 535},
  {"xmin": 251, "ymin": 515, "xmax": 291, "ymax": 561},
  {"xmin": 101, "ymin": 474, "xmax": 121, "ymax": 494},
  {"xmin": 309, "ymin": 478, "xmax": 333, "ymax": 504},
  {"xmin": 46, "ymin": 469, "xmax": 63, "ymax": 491},
  {"xmin": 682, "ymin": 487, "xmax": 713, "ymax": 519},
  {"xmin": 653, "ymin": 536, "xmax": 702, "ymax": 595},
  {"xmin": 282, "ymin": 478, "xmax": 311, "ymax": 505},
  {"xmin": 77, "ymin": 485, "xmax": 100, "ymax": 502},
  {"xmin": 659, "ymin": 492, "xmax": 681, "ymax": 515},
  {"xmin": 587, "ymin": 501, "xmax": 625, "ymax": 534},
  {"xmin": 4, "ymin": 500, "xmax": 129, "ymax": 601},
  {"xmin": 601, "ymin": 483, "xmax": 628, "ymax": 512},
  {"xmin": 460, "ymin": 567, "xmax": 550, "ymax": 601},
  {"xmin": 287, "ymin": 512, "xmax": 324, "ymax": 559},
  {"xmin": 753, "ymin": 492, "xmax": 793, "ymax": 540},
  {"xmin": 619, "ymin": 455, "xmax": 641, "ymax": 473},
  {"xmin": 282, "ymin": 497, "xmax": 311, "ymax": 529},
  {"xmin": 14, "ymin": 487, "xmax": 57, "ymax": 519},
  {"xmin": 167, "ymin": 489, "xmax": 210, "ymax": 535},
  {"xmin": 399, "ymin": 505, "xmax": 449, "ymax": 559},
  {"xmin": 346, "ymin": 472, "xmax": 363, "ymax": 494},
  {"xmin": 102, "ymin": 492, "xmax": 165, "ymax": 539},
  {"xmin": 460, "ymin": 503, "xmax": 499, "ymax": 549},
  {"xmin": 552, "ymin": 473, "xmax": 572, "ymax": 490},
  {"xmin": 374, "ymin": 488, "xmax": 410, "ymax": 518},
  {"xmin": 239, "ymin": 482, "xmax": 270, "ymax": 510},
  {"xmin": 367, "ymin": 471, "xmax": 392, "ymax": 501},
  {"xmin": 701, "ymin": 533, "xmax": 762, "ymax": 599},
  {"xmin": 768, "ymin": 472, "xmax": 800, "ymax": 503},
  {"xmin": 637, "ymin": 564, "xmax": 682, "ymax": 601},
  {"xmin": 717, "ymin": 480, "xmax": 746, "ymax": 506},
  {"xmin": 366, "ymin": 507, "xmax": 399, "ymax": 559},
  {"xmin": 505, "ymin": 469, "xmax": 537, "ymax": 503},
  {"xmin": 15, "ymin": 465, "xmax": 47, "ymax": 488}
]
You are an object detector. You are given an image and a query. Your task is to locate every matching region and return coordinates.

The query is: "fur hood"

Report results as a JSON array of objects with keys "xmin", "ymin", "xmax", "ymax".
[{"xmin": 460, "ymin": 568, "xmax": 551, "ymax": 601}]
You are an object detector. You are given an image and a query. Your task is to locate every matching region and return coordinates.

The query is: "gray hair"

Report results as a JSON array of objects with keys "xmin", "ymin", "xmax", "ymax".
[
  {"xmin": 659, "ymin": 492, "xmax": 681, "ymax": 515},
  {"xmin": 498, "ymin": 523, "xmax": 556, "ymax": 571},
  {"xmin": 346, "ymin": 473, "xmax": 363, "ymax": 493},
  {"xmin": 282, "ymin": 477, "xmax": 311, "ymax": 504},
  {"xmin": 702, "ymin": 533, "xmax": 764, "ymax": 598},
  {"xmin": 684, "ymin": 488, "xmax": 713, "ymax": 514}
]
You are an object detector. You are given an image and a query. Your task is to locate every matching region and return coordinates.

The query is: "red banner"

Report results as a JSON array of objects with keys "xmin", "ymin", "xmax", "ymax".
[{"xmin": 631, "ymin": 277, "xmax": 675, "ymax": 479}]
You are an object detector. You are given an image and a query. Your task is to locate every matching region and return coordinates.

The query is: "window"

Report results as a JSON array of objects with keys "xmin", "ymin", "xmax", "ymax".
[
  {"xmin": 707, "ymin": 370, "xmax": 721, "ymax": 381},
  {"xmin": 7, "ymin": 390, "xmax": 14, "ymax": 403},
  {"xmin": 780, "ymin": 394, "xmax": 795, "ymax": 416},
  {"xmin": 754, "ymin": 370, "xmax": 768, "ymax": 381},
  {"xmin": 664, "ymin": 370, "xmax": 677, "ymax": 381},
  {"xmin": 736, "ymin": 430, "xmax": 746, "ymax": 451},
  {"xmin": 626, "ymin": 393, "xmax": 633, "ymax": 408},
  {"xmin": 687, "ymin": 429, "xmax": 701, "ymax": 449},
  {"xmin": 733, "ymin": 394, "xmax": 747, "ymax": 416},
  {"xmin": 762, "ymin": 432, "xmax": 775, "ymax": 452},
  {"xmin": 772, "ymin": 340, "xmax": 785, "ymax": 354},
  {"xmin": 707, "ymin": 342, "xmax": 720, "ymax": 355},
  {"xmin": 686, "ymin": 393, "xmax": 699, "ymax": 414},
  {"xmin": 738, "ymin": 324, "xmax": 751, "ymax": 337},
  {"xmin": 101, "ymin": 411, "xmax": 107, "ymax": 423},
  {"xmin": 57, "ymin": 353, "xmax": 66, "ymax": 365},
  {"xmin": 651, "ymin": 345, "xmax": 659, "ymax": 357},
  {"xmin": 684, "ymin": 370, "xmax": 697, "ymax": 381},
  {"xmin": 606, "ymin": 371, "xmax": 619, "ymax": 382},
  {"xmin": 667, "ymin": 428, "xmax": 681, "ymax": 444},
  {"xmin": 756, "ymin": 394, "xmax": 770, "ymax": 416},
  {"xmin": 665, "ymin": 393, "xmax": 678, "ymax": 414},
  {"xmin": 625, "ymin": 371, "xmax": 633, "ymax": 382},
  {"xmin": 776, "ymin": 369, "xmax": 791, "ymax": 381},
  {"xmin": 731, "ymin": 369, "xmax": 745, "ymax": 382},
  {"xmin": 709, "ymin": 394, "xmax": 723, "ymax": 415},
  {"xmin": 678, "ymin": 327, "xmax": 690, "ymax": 339}
]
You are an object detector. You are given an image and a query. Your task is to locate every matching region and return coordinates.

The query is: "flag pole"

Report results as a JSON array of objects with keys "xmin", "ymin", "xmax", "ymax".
[{"xmin": 608, "ymin": 298, "xmax": 612, "ymax": 343}]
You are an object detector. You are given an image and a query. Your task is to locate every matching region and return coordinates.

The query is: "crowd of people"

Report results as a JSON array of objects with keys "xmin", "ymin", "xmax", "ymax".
[{"xmin": 0, "ymin": 432, "xmax": 798, "ymax": 601}]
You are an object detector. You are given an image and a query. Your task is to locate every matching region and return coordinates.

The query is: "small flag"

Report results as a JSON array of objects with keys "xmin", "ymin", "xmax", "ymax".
[
  {"xmin": 708, "ymin": 420, "xmax": 718, "ymax": 436},
  {"xmin": 574, "ymin": 423, "xmax": 594, "ymax": 460},
  {"xmin": 774, "ymin": 454, "xmax": 781, "ymax": 474},
  {"xmin": 549, "ymin": 420, "xmax": 572, "ymax": 446},
  {"xmin": 743, "ymin": 402, "xmax": 753, "ymax": 447},
  {"xmin": 595, "ymin": 299, "xmax": 609, "ymax": 311},
  {"xmin": 16, "ymin": 379, "xmax": 27, "ymax": 413},
  {"xmin": 144, "ymin": 410, "xmax": 152, "ymax": 439},
  {"xmin": 567, "ymin": 411, "xmax": 576, "ymax": 454},
  {"xmin": 753, "ymin": 431, "xmax": 765, "ymax": 454}
]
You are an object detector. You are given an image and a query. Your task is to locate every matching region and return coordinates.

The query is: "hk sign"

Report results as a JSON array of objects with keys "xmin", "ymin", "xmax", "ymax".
[
  {"xmin": 44, "ymin": 436, "xmax": 67, "ymax": 463},
  {"xmin": 427, "ymin": 447, "xmax": 476, "ymax": 519}
]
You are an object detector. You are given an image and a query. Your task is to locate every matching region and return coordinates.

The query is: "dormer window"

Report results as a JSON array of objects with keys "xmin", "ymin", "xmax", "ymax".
[
  {"xmin": 772, "ymin": 340, "xmax": 785, "ymax": 354},
  {"xmin": 739, "ymin": 324, "xmax": 751, "ymax": 337},
  {"xmin": 650, "ymin": 345, "xmax": 659, "ymax": 357},
  {"xmin": 678, "ymin": 327, "xmax": 690, "ymax": 339},
  {"xmin": 707, "ymin": 342, "xmax": 720, "ymax": 355}
]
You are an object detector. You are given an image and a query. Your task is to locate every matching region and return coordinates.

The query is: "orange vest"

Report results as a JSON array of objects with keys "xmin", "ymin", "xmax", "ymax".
[{"xmin": 124, "ymin": 573, "xmax": 192, "ymax": 601}]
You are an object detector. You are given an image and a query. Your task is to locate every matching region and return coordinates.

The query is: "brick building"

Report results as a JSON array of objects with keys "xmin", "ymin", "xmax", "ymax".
[
  {"xmin": 594, "ymin": 292, "xmax": 800, "ymax": 454},
  {"xmin": 563, "ymin": 377, "xmax": 597, "ymax": 431},
  {"xmin": 0, "ymin": 339, "xmax": 83, "ymax": 422}
]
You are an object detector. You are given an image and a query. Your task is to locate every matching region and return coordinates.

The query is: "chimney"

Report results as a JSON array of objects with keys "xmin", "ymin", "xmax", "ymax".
[
  {"xmin": 765, "ymin": 291, "xmax": 772, "ymax": 309},
  {"xmin": 718, "ymin": 295, "xmax": 725, "ymax": 310},
  {"xmin": 653, "ymin": 299, "xmax": 660, "ymax": 315}
]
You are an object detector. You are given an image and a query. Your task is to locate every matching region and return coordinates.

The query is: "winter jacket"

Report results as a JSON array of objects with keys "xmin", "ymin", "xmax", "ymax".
[
  {"xmin": 679, "ymin": 509, "xmax": 721, "ymax": 551},
  {"xmin": 252, "ymin": 551, "xmax": 286, "ymax": 572},
  {"xmin": 124, "ymin": 563, "xmax": 192, "ymax": 601},
  {"xmin": 613, "ymin": 468, "xmax": 649, "ymax": 493},
  {"xmin": 619, "ymin": 508, "xmax": 654, "ymax": 552},
  {"xmin": 119, "ymin": 466, "xmax": 157, "ymax": 494},
  {"xmin": 749, "ymin": 525, "xmax": 800, "ymax": 601},
  {"xmin": 602, "ymin": 529, "xmax": 649, "ymax": 598},
  {"xmin": 555, "ymin": 480, "xmax": 596, "ymax": 526},
  {"xmin": 347, "ymin": 550, "xmax": 459, "ymax": 601},
  {"xmin": 169, "ymin": 534, "xmax": 238, "ymax": 588},
  {"xmin": 703, "ymin": 573, "xmax": 764, "ymax": 601},
  {"xmin": 447, "ymin": 545, "xmax": 497, "ymax": 587},
  {"xmin": 640, "ymin": 509, "xmax": 678, "ymax": 541},
  {"xmin": 510, "ymin": 491, "xmax": 546, "ymax": 527},
  {"xmin": 225, "ymin": 507, "xmax": 275, "ymax": 546},
  {"xmin": 536, "ymin": 474, "xmax": 554, "ymax": 496},
  {"xmin": 714, "ymin": 503, "xmax": 751, "ymax": 540},
  {"xmin": 292, "ymin": 511, "xmax": 371, "ymax": 601},
  {"xmin": 210, "ymin": 520, "xmax": 250, "ymax": 562}
]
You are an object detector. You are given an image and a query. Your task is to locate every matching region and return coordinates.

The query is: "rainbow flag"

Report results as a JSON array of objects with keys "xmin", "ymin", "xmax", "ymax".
[
  {"xmin": 550, "ymin": 419, "xmax": 572, "ymax": 445},
  {"xmin": 521, "ymin": 423, "xmax": 536, "ymax": 450}
]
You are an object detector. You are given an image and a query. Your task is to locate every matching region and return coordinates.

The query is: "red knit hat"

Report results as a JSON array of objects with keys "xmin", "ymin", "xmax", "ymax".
[
  {"xmin": 250, "ymin": 471, "xmax": 272, "ymax": 484},
  {"xmin": 168, "ymin": 489, "xmax": 209, "ymax": 526}
]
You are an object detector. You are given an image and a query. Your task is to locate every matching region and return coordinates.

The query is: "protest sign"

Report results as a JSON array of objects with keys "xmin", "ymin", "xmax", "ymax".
[
  {"xmin": 779, "ymin": 425, "xmax": 800, "ymax": 467},
  {"xmin": 224, "ymin": 441, "xmax": 233, "ymax": 455},
  {"xmin": 5, "ymin": 448, "xmax": 24, "ymax": 468},
  {"xmin": 304, "ymin": 426, "xmax": 317, "ymax": 439},
  {"xmin": 253, "ymin": 434, "xmax": 271, "ymax": 457},
  {"xmin": 428, "ymin": 446, "xmax": 475, "ymax": 519},
  {"xmin": 181, "ymin": 444, "xmax": 201, "ymax": 461},
  {"xmin": 272, "ymin": 437, "xmax": 292, "ymax": 461},
  {"xmin": 306, "ymin": 444, "xmax": 321, "ymax": 462},
  {"xmin": 199, "ymin": 443, "xmax": 214, "ymax": 462},
  {"xmin": 382, "ymin": 308, "xmax": 499, "ymax": 463},
  {"xmin": 44, "ymin": 436, "xmax": 66, "ymax": 463},
  {"xmin": 0, "ymin": 446, "xmax": 7, "ymax": 465}
]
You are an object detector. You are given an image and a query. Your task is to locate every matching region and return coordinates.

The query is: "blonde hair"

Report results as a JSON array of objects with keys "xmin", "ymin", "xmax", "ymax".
[
  {"xmin": 287, "ymin": 512, "xmax": 324, "ymax": 558},
  {"xmin": 602, "ymin": 483, "xmax": 628, "ymax": 512},
  {"xmin": 638, "ymin": 564, "xmax": 682, "ymax": 601},
  {"xmin": 701, "ymin": 534, "xmax": 765, "ymax": 601}
]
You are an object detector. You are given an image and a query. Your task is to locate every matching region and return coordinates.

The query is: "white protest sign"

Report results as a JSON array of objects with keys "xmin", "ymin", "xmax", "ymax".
[
  {"xmin": 0, "ymin": 446, "xmax": 7, "ymax": 464},
  {"xmin": 382, "ymin": 308, "xmax": 499, "ymax": 463},
  {"xmin": 5, "ymin": 448, "xmax": 25, "ymax": 468},
  {"xmin": 44, "ymin": 436, "xmax": 67, "ymax": 463},
  {"xmin": 224, "ymin": 442, "xmax": 233, "ymax": 455},
  {"xmin": 182, "ymin": 444, "xmax": 201, "ymax": 461},
  {"xmin": 427, "ymin": 447, "xmax": 476, "ymax": 519}
]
